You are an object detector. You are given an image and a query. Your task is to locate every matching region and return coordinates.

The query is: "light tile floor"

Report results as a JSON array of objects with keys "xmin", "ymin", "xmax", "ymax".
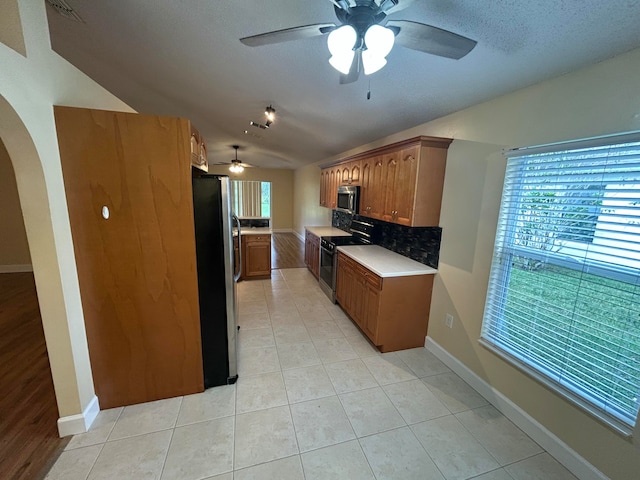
[{"xmin": 45, "ymin": 268, "xmax": 578, "ymax": 480}]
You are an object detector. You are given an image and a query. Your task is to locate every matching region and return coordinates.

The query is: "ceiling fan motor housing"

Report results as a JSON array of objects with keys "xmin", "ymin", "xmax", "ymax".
[{"xmin": 336, "ymin": 1, "xmax": 389, "ymax": 47}]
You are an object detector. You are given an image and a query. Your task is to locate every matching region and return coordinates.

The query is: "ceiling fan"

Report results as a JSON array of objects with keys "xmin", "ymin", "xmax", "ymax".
[
  {"xmin": 240, "ymin": 0, "xmax": 477, "ymax": 84},
  {"xmin": 212, "ymin": 145, "xmax": 253, "ymax": 173}
]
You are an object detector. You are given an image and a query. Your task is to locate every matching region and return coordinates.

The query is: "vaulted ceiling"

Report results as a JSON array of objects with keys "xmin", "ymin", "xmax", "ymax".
[{"xmin": 47, "ymin": 0, "xmax": 640, "ymax": 169}]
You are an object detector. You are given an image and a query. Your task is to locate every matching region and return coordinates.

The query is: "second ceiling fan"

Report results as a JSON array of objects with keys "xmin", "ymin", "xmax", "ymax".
[{"xmin": 240, "ymin": 0, "xmax": 477, "ymax": 84}]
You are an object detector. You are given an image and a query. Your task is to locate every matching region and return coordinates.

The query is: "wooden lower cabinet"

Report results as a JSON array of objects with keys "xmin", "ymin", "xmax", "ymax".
[
  {"xmin": 242, "ymin": 234, "xmax": 271, "ymax": 279},
  {"xmin": 304, "ymin": 230, "xmax": 320, "ymax": 278},
  {"xmin": 336, "ymin": 251, "xmax": 434, "ymax": 353}
]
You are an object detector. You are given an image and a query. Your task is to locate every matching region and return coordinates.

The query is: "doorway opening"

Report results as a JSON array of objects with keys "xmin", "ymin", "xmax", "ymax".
[{"xmin": 0, "ymin": 139, "xmax": 67, "ymax": 479}]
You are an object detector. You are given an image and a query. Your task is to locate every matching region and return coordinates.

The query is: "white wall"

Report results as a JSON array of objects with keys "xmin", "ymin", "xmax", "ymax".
[
  {"xmin": 0, "ymin": 0, "xmax": 134, "ymax": 433},
  {"xmin": 293, "ymin": 47, "xmax": 640, "ymax": 479}
]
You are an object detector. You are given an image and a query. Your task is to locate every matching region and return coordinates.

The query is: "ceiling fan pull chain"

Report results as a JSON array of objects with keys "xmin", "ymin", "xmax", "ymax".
[{"xmin": 367, "ymin": 79, "xmax": 371, "ymax": 100}]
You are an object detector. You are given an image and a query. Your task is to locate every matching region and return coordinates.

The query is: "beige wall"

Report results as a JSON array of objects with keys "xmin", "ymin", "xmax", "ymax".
[
  {"xmin": 0, "ymin": 138, "xmax": 31, "ymax": 268},
  {"xmin": 206, "ymin": 166, "xmax": 294, "ymax": 230},
  {"xmin": 293, "ymin": 164, "xmax": 332, "ymax": 235},
  {"xmin": 293, "ymin": 48, "xmax": 640, "ymax": 479},
  {"xmin": 0, "ymin": 0, "xmax": 134, "ymax": 428}
]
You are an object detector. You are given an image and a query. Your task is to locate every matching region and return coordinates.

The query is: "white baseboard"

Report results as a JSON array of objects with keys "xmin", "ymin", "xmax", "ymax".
[
  {"xmin": 425, "ymin": 337, "xmax": 608, "ymax": 480},
  {"xmin": 0, "ymin": 264, "xmax": 33, "ymax": 273},
  {"xmin": 293, "ymin": 230, "xmax": 304, "ymax": 242},
  {"xmin": 57, "ymin": 395, "xmax": 100, "ymax": 438}
]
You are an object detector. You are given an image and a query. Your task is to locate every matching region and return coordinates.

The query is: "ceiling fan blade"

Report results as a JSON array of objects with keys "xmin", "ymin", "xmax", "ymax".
[
  {"xmin": 382, "ymin": 0, "xmax": 415, "ymax": 14},
  {"xmin": 211, "ymin": 161, "xmax": 254, "ymax": 168},
  {"xmin": 339, "ymin": 50, "xmax": 362, "ymax": 84},
  {"xmin": 327, "ymin": 0, "xmax": 351, "ymax": 12},
  {"xmin": 240, "ymin": 23, "xmax": 336, "ymax": 47},
  {"xmin": 387, "ymin": 20, "xmax": 477, "ymax": 59}
]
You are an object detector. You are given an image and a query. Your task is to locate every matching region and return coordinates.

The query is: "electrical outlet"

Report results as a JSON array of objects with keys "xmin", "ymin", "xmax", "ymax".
[{"xmin": 445, "ymin": 313, "xmax": 454, "ymax": 329}]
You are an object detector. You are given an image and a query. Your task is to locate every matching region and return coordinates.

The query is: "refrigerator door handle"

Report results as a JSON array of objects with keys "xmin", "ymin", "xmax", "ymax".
[{"xmin": 233, "ymin": 214, "xmax": 242, "ymax": 282}]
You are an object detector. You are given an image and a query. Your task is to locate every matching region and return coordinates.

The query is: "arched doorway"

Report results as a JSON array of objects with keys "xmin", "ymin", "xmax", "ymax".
[{"xmin": 0, "ymin": 134, "xmax": 68, "ymax": 478}]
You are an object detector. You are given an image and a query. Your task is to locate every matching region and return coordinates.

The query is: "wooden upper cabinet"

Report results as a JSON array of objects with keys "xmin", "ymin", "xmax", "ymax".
[{"xmin": 320, "ymin": 136, "xmax": 450, "ymax": 223}]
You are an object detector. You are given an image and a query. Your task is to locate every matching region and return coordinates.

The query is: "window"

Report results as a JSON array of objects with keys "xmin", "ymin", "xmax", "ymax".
[
  {"xmin": 481, "ymin": 132, "xmax": 640, "ymax": 434},
  {"xmin": 232, "ymin": 181, "xmax": 271, "ymax": 217}
]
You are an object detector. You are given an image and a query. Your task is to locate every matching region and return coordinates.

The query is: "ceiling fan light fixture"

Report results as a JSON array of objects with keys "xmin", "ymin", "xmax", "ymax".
[
  {"xmin": 328, "ymin": 25, "xmax": 357, "ymax": 74},
  {"xmin": 229, "ymin": 162, "xmax": 244, "ymax": 173},
  {"xmin": 364, "ymin": 25, "xmax": 395, "ymax": 58},
  {"xmin": 229, "ymin": 145, "xmax": 244, "ymax": 173},
  {"xmin": 329, "ymin": 51, "xmax": 355, "ymax": 74},
  {"xmin": 362, "ymin": 51, "xmax": 387, "ymax": 75}
]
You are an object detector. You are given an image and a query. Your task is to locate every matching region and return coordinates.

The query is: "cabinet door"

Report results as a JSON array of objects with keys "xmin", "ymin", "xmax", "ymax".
[
  {"xmin": 336, "ymin": 254, "xmax": 348, "ymax": 306},
  {"xmin": 363, "ymin": 282, "xmax": 380, "ymax": 341},
  {"xmin": 382, "ymin": 151, "xmax": 399, "ymax": 222},
  {"xmin": 304, "ymin": 234, "xmax": 311, "ymax": 267},
  {"xmin": 393, "ymin": 146, "xmax": 419, "ymax": 226},
  {"xmin": 305, "ymin": 232, "xmax": 320, "ymax": 278},
  {"xmin": 311, "ymin": 237, "xmax": 320, "ymax": 278},
  {"xmin": 352, "ymin": 275, "xmax": 367, "ymax": 327},
  {"xmin": 363, "ymin": 156, "xmax": 384, "ymax": 219},
  {"xmin": 336, "ymin": 253, "xmax": 356, "ymax": 316},
  {"xmin": 341, "ymin": 165, "xmax": 351, "ymax": 184},
  {"xmin": 319, "ymin": 170, "xmax": 326, "ymax": 207},
  {"xmin": 328, "ymin": 168, "xmax": 337, "ymax": 209},
  {"xmin": 360, "ymin": 158, "xmax": 372, "ymax": 216},
  {"xmin": 350, "ymin": 161, "xmax": 361, "ymax": 185},
  {"xmin": 244, "ymin": 236, "xmax": 271, "ymax": 277}
]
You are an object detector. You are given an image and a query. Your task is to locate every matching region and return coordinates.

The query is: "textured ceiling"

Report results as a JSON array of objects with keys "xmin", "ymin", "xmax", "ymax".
[{"xmin": 47, "ymin": 0, "xmax": 640, "ymax": 169}]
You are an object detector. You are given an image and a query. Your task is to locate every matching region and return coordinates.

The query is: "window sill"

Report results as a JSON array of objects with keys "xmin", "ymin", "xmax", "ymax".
[{"xmin": 478, "ymin": 338, "xmax": 636, "ymax": 440}]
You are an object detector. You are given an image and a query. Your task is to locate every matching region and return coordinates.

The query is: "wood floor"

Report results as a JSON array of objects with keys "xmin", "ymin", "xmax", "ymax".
[
  {"xmin": 271, "ymin": 232, "xmax": 306, "ymax": 269},
  {"xmin": 0, "ymin": 273, "xmax": 67, "ymax": 480}
]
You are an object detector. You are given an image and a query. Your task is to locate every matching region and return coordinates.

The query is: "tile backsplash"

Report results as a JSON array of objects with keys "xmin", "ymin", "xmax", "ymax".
[
  {"xmin": 332, "ymin": 210, "xmax": 441, "ymax": 269},
  {"xmin": 332, "ymin": 210, "xmax": 353, "ymax": 232}
]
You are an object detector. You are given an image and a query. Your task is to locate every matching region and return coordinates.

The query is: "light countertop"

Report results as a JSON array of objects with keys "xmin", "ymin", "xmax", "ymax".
[
  {"xmin": 238, "ymin": 227, "xmax": 272, "ymax": 235},
  {"xmin": 336, "ymin": 245, "xmax": 437, "ymax": 278},
  {"xmin": 305, "ymin": 226, "xmax": 352, "ymax": 237}
]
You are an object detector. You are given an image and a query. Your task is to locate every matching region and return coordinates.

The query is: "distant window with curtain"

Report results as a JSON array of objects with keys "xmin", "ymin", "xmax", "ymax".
[
  {"xmin": 481, "ymin": 132, "xmax": 640, "ymax": 434},
  {"xmin": 232, "ymin": 180, "xmax": 271, "ymax": 217}
]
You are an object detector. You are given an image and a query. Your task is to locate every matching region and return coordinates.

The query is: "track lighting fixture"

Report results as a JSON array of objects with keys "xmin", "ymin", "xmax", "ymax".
[{"xmin": 265, "ymin": 105, "xmax": 276, "ymax": 127}]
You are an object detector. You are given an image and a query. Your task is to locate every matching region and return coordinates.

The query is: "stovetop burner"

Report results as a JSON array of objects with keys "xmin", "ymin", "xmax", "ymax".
[
  {"xmin": 320, "ymin": 218, "xmax": 376, "ymax": 252},
  {"xmin": 320, "ymin": 235, "xmax": 368, "ymax": 253}
]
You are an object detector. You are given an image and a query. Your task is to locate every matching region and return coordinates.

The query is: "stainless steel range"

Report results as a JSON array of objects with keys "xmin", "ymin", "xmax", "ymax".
[{"xmin": 318, "ymin": 219, "xmax": 375, "ymax": 302}]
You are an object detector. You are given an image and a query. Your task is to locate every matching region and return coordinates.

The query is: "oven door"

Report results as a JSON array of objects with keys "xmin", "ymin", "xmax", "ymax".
[{"xmin": 318, "ymin": 245, "xmax": 337, "ymax": 301}]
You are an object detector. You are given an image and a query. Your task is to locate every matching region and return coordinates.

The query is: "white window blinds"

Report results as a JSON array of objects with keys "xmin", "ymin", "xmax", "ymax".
[{"xmin": 481, "ymin": 133, "xmax": 640, "ymax": 433}]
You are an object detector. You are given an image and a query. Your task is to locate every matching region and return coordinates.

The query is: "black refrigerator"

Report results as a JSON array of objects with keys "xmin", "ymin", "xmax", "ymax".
[{"xmin": 192, "ymin": 173, "xmax": 239, "ymax": 388}]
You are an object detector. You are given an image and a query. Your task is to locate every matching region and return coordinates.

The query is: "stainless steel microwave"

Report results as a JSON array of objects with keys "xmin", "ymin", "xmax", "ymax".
[{"xmin": 336, "ymin": 185, "xmax": 360, "ymax": 215}]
